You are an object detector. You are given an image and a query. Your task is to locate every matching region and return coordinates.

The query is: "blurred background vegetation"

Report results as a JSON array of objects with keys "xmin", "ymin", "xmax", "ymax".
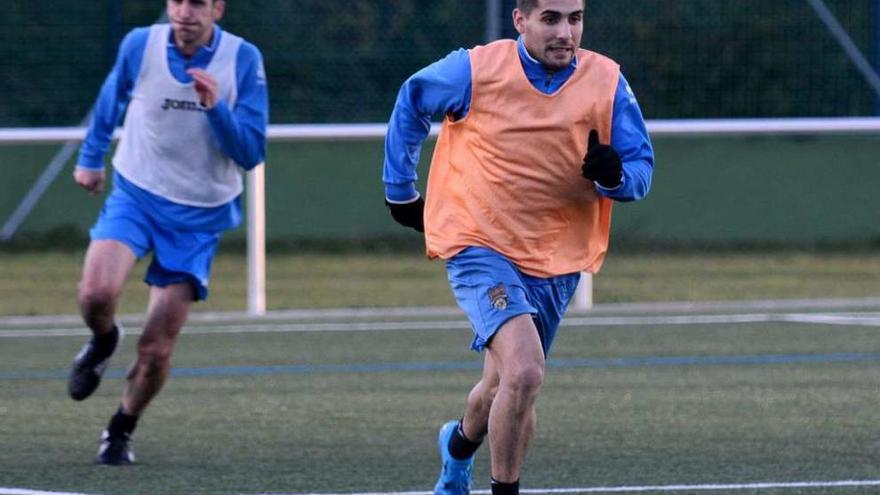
[{"xmin": 1, "ymin": 0, "xmax": 877, "ymax": 126}]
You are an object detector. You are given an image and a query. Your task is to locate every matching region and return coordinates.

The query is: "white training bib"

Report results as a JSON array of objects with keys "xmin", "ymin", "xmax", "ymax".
[{"xmin": 113, "ymin": 23, "xmax": 243, "ymax": 207}]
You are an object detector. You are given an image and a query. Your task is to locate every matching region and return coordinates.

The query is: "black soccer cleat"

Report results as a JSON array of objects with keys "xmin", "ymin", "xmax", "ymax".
[
  {"xmin": 95, "ymin": 430, "xmax": 135, "ymax": 466},
  {"xmin": 68, "ymin": 325, "xmax": 123, "ymax": 401}
]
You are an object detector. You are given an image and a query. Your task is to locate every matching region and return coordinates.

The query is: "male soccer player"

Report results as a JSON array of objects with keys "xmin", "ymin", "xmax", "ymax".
[
  {"xmin": 383, "ymin": 1, "xmax": 653, "ymax": 493},
  {"xmin": 68, "ymin": 0, "xmax": 267, "ymax": 465}
]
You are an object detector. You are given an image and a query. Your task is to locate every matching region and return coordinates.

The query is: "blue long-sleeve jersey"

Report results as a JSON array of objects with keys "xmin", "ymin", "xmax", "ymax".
[
  {"xmin": 384, "ymin": 37, "xmax": 653, "ymax": 204},
  {"xmin": 77, "ymin": 25, "xmax": 269, "ymax": 231}
]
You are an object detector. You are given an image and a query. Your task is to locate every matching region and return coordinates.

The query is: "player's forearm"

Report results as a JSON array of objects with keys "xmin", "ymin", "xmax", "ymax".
[
  {"xmin": 595, "ymin": 158, "xmax": 652, "ymax": 202},
  {"xmin": 600, "ymin": 74, "xmax": 653, "ymax": 202},
  {"xmin": 383, "ymin": 50, "xmax": 473, "ymax": 202},
  {"xmin": 383, "ymin": 102, "xmax": 431, "ymax": 202},
  {"xmin": 78, "ymin": 74, "xmax": 129, "ymax": 169},
  {"xmin": 205, "ymin": 101, "xmax": 267, "ymax": 170}
]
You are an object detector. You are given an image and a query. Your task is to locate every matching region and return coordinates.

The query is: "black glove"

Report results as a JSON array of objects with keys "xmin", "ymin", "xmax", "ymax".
[
  {"xmin": 385, "ymin": 196, "xmax": 425, "ymax": 233},
  {"xmin": 581, "ymin": 129, "xmax": 623, "ymax": 189}
]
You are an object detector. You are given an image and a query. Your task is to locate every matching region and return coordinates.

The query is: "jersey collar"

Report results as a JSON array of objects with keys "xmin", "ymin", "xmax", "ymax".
[
  {"xmin": 166, "ymin": 24, "xmax": 222, "ymax": 59},
  {"xmin": 516, "ymin": 35, "xmax": 578, "ymax": 79}
]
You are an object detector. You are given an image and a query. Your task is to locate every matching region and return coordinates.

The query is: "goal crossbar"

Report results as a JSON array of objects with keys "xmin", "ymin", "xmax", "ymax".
[{"xmin": 2, "ymin": 117, "xmax": 880, "ymax": 145}]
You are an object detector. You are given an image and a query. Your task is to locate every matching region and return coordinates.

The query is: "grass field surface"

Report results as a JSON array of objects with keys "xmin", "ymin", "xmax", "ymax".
[
  {"xmin": 2, "ymin": 301, "xmax": 880, "ymax": 495},
  {"xmin": 0, "ymin": 250, "xmax": 879, "ymax": 316},
  {"xmin": 1, "ymin": 249, "xmax": 879, "ymax": 495}
]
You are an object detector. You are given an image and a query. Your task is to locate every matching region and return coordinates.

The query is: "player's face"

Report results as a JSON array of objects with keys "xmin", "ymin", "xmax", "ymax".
[
  {"xmin": 167, "ymin": 0, "xmax": 225, "ymax": 50},
  {"xmin": 513, "ymin": 0, "xmax": 584, "ymax": 70}
]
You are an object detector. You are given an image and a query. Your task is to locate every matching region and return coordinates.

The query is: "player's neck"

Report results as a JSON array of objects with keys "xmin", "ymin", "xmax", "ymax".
[{"xmin": 173, "ymin": 28, "xmax": 214, "ymax": 58}]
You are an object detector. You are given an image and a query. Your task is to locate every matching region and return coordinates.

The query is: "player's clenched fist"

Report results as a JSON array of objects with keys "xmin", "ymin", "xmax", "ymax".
[
  {"xmin": 187, "ymin": 68, "xmax": 219, "ymax": 109},
  {"xmin": 73, "ymin": 168, "xmax": 106, "ymax": 196},
  {"xmin": 385, "ymin": 196, "xmax": 425, "ymax": 233},
  {"xmin": 581, "ymin": 129, "xmax": 622, "ymax": 189}
]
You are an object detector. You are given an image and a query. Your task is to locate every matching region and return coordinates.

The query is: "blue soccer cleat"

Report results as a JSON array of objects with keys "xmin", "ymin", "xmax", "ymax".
[{"xmin": 433, "ymin": 420, "xmax": 475, "ymax": 495}]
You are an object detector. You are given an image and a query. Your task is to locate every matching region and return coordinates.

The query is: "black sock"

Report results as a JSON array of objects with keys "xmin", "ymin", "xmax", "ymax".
[
  {"xmin": 448, "ymin": 419, "xmax": 482, "ymax": 460},
  {"xmin": 93, "ymin": 325, "xmax": 119, "ymax": 358},
  {"xmin": 107, "ymin": 405, "xmax": 138, "ymax": 438},
  {"xmin": 491, "ymin": 478, "xmax": 519, "ymax": 495}
]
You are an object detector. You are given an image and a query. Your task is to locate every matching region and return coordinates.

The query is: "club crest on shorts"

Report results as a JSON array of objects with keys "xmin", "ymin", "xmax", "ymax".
[{"xmin": 487, "ymin": 283, "xmax": 509, "ymax": 311}]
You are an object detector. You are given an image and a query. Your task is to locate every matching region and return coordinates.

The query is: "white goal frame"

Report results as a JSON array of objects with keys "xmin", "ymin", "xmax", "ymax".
[{"xmin": 1, "ymin": 117, "xmax": 879, "ymax": 315}]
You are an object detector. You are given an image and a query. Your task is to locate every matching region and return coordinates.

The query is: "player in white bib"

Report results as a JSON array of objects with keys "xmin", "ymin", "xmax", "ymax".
[{"xmin": 67, "ymin": 0, "xmax": 268, "ymax": 465}]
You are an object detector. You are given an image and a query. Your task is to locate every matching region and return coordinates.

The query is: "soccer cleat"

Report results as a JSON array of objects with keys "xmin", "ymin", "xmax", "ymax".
[
  {"xmin": 68, "ymin": 325, "xmax": 123, "ymax": 401},
  {"xmin": 433, "ymin": 420, "xmax": 474, "ymax": 495},
  {"xmin": 95, "ymin": 430, "xmax": 135, "ymax": 466}
]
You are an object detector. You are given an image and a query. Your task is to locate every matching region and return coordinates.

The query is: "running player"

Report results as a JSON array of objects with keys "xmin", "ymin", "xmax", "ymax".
[
  {"xmin": 383, "ymin": 1, "xmax": 653, "ymax": 493},
  {"xmin": 68, "ymin": 0, "xmax": 268, "ymax": 465}
]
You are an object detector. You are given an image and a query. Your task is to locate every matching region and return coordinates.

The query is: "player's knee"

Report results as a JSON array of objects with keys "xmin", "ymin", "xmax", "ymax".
[
  {"xmin": 484, "ymin": 382, "xmax": 499, "ymax": 404},
  {"xmin": 470, "ymin": 381, "xmax": 498, "ymax": 411},
  {"xmin": 78, "ymin": 283, "xmax": 120, "ymax": 313},
  {"xmin": 136, "ymin": 339, "xmax": 174, "ymax": 369},
  {"xmin": 504, "ymin": 362, "xmax": 545, "ymax": 398}
]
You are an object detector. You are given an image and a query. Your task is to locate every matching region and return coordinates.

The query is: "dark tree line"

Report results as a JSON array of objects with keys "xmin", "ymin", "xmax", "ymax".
[{"xmin": 0, "ymin": 0, "xmax": 875, "ymax": 126}]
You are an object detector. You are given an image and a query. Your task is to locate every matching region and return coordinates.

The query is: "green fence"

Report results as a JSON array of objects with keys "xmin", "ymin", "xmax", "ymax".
[
  {"xmin": 3, "ymin": 1, "xmax": 878, "ymax": 247},
  {"xmin": 3, "ymin": 134, "xmax": 879, "ymax": 247},
  {"xmin": 1, "ymin": 0, "xmax": 878, "ymax": 126}
]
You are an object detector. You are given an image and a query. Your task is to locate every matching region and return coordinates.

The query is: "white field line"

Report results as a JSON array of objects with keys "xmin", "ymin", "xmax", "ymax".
[
  {"xmin": 4, "ymin": 479, "xmax": 880, "ymax": 495},
  {"xmin": 2, "ymin": 312, "xmax": 880, "ymax": 338},
  {"xmin": 782, "ymin": 313, "xmax": 880, "ymax": 326},
  {"xmin": 242, "ymin": 479, "xmax": 880, "ymax": 495},
  {"xmin": 3, "ymin": 297, "xmax": 880, "ymax": 328},
  {"xmin": 0, "ymin": 489, "xmax": 99, "ymax": 495}
]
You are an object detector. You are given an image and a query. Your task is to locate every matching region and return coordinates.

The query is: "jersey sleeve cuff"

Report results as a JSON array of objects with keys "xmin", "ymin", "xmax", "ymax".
[
  {"xmin": 594, "ymin": 183, "xmax": 623, "ymax": 193},
  {"xmin": 76, "ymin": 152, "xmax": 105, "ymax": 170},
  {"xmin": 384, "ymin": 182, "xmax": 420, "ymax": 203},
  {"xmin": 593, "ymin": 176, "xmax": 625, "ymax": 198}
]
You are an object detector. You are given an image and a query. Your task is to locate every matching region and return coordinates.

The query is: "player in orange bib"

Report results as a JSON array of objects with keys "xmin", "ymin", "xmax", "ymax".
[{"xmin": 383, "ymin": 1, "xmax": 654, "ymax": 494}]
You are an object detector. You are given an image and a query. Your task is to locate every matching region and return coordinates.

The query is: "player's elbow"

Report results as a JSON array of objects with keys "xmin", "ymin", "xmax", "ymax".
[
  {"xmin": 618, "ymin": 159, "xmax": 653, "ymax": 202},
  {"xmin": 630, "ymin": 176, "xmax": 651, "ymax": 202},
  {"xmin": 238, "ymin": 151, "xmax": 265, "ymax": 171},
  {"xmin": 235, "ymin": 134, "xmax": 266, "ymax": 170}
]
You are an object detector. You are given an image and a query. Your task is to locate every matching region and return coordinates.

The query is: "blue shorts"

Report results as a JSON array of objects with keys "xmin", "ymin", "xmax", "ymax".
[
  {"xmin": 446, "ymin": 247, "xmax": 581, "ymax": 355},
  {"xmin": 89, "ymin": 187, "xmax": 221, "ymax": 301}
]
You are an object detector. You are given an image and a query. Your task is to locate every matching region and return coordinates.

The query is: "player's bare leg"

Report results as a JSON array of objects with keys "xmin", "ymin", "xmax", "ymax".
[
  {"xmin": 78, "ymin": 240, "xmax": 136, "ymax": 335},
  {"xmin": 461, "ymin": 352, "xmax": 500, "ymax": 442},
  {"xmin": 434, "ymin": 330, "xmax": 505, "ymax": 495},
  {"xmin": 69, "ymin": 240, "xmax": 136, "ymax": 401},
  {"xmin": 484, "ymin": 314, "xmax": 545, "ymax": 483},
  {"xmin": 435, "ymin": 314, "xmax": 544, "ymax": 494},
  {"xmin": 95, "ymin": 282, "xmax": 193, "ymax": 465},
  {"xmin": 123, "ymin": 282, "xmax": 193, "ymax": 415}
]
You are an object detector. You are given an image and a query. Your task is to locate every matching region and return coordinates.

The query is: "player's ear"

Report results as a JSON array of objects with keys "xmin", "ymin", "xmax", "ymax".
[
  {"xmin": 512, "ymin": 8, "xmax": 527, "ymax": 35},
  {"xmin": 212, "ymin": 0, "xmax": 225, "ymax": 22}
]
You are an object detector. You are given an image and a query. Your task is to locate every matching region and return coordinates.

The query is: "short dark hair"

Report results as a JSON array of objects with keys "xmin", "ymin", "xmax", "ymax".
[
  {"xmin": 516, "ymin": 0, "xmax": 539, "ymax": 14},
  {"xmin": 517, "ymin": 0, "xmax": 584, "ymax": 15}
]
